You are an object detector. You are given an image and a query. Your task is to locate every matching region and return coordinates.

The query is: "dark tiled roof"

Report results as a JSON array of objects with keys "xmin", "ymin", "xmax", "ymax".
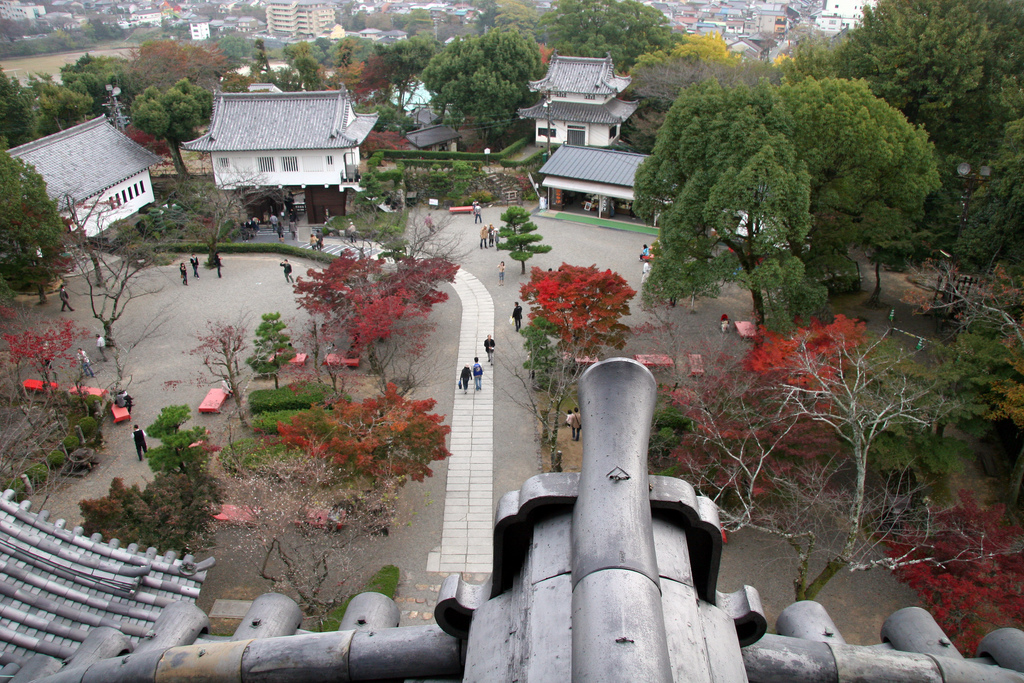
[
  {"xmin": 182, "ymin": 90, "xmax": 378, "ymax": 152},
  {"xmin": 411, "ymin": 106, "xmax": 440, "ymax": 128},
  {"xmin": 8, "ymin": 117, "xmax": 162, "ymax": 204},
  {"xmin": 405, "ymin": 125, "xmax": 461, "ymax": 149},
  {"xmin": 529, "ymin": 53, "xmax": 631, "ymax": 96},
  {"xmin": 538, "ymin": 145, "xmax": 648, "ymax": 187},
  {"xmin": 518, "ymin": 98, "xmax": 638, "ymax": 125},
  {"xmin": 0, "ymin": 490, "xmax": 212, "ymax": 667}
]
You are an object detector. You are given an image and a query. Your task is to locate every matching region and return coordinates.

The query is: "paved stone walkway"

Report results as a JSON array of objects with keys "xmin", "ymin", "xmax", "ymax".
[{"xmin": 426, "ymin": 269, "xmax": 495, "ymax": 574}]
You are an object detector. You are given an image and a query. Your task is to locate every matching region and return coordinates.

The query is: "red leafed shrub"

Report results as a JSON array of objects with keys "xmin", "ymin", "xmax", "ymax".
[
  {"xmin": 125, "ymin": 125, "xmax": 171, "ymax": 157},
  {"xmin": 888, "ymin": 491, "xmax": 1024, "ymax": 653},
  {"xmin": 362, "ymin": 130, "xmax": 406, "ymax": 155}
]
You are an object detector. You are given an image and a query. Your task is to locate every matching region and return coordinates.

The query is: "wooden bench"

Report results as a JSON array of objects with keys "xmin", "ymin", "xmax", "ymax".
[
  {"xmin": 688, "ymin": 354, "xmax": 705, "ymax": 377},
  {"xmin": 111, "ymin": 405, "xmax": 131, "ymax": 423},
  {"xmin": 448, "ymin": 205, "xmax": 474, "ymax": 214},
  {"xmin": 289, "ymin": 353, "xmax": 308, "ymax": 367},
  {"xmin": 634, "ymin": 354, "xmax": 675, "ymax": 369},
  {"xmin": 23, "ymin": 379, "xmax": 59, "ymax": 392},
  {"xmin": 735, "ymin": 321, "xmax": 757, "ymax": 339},
  {"xmin": 198, "ymin": 388, "xmax": 229, "ymax": 414},
  {"xmin": 324, "ymin": 353, "xmax": 359, "ymax": 368},
  {"xmin": 68, "ymin": 386, "xmax": 108, "ymax": 397}
]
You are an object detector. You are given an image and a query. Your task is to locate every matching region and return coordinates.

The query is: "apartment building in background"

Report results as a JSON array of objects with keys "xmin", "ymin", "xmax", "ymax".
[{"xmin": 266, "ymin": 0, "xmax": 333, "ymax": 37}]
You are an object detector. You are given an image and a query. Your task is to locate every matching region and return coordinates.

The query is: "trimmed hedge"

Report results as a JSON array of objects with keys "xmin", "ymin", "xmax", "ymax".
[
  {"xmin": 218, "ymin": 437, "xmax": 297, "ymax": 474},
  {"xmin": 249, "ymin": 382, "xmax": 329, "ymax": 415},
  {"xmin": 158, "ymin": 242, "xmax": 335, "ymax": 264},
  {"xmin": 47, "ymin": 450, "xmax": 66, "ymax": 468},
  {"xmin": 377, "ymin": 136, "xmax": 530, "ymax": 164},
  {"xmin": 501, "ymin": 145, "xmax": 558, "ymax": 169},
  {"xmin": 251, "ymin": 409, "xmax": 305, "ymax": 435}
]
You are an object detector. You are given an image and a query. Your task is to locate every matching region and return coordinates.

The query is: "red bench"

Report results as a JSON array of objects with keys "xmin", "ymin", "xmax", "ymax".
[
  {"xmin": 324, "ymin": 353, "xmax": 359, "ymax": 368},
  {"xmin": 199, "ymin": 388, "xmax": 229, "ymax": 413},
  {"xmin": 213, "ymin": 504, "xmax": 258, "ymax": 525},
  {"xmin": 289, "ymin": 353, "xmax": 308, "ymax": 367},
  {"xmin": 735, "ymin": 321, "xmax": 757, "ymax": 339},
  {"xmin": 448, "ymin": 206, "xmax": 474, "ymax": 214},
  {"xmin": 575, "ymin": 356, "xmax": 599, "ymax": 366},
  {"xmin": 23, "ymin": 379, "xmax": 59, "ymax": 392},
  {"xmin": 111, "ymin": 405, "xmax": 130, "ymax": 423},
  {"xmin": 68, "ymin": 386, "xmax": 108, "ymax": 397},
  {"xmin": 688, "ymin": 354, "xmax": 705, "ymax": 377},
  {"xmin": 634, "ymin": 354, "xmax": 675, "ymax": 369}
]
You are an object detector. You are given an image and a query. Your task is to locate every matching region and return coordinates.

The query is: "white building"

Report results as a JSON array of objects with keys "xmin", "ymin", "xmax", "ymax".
[
  {"xmin": 190, "ymin": 20, "xmax": 210, "ymax": 39},
  {"xmin": 9, "ymin": 117, "xmax": 163, "ymax": 238},
  {"xmin": 182, "ymin": 90, "xmax": 377, "ymax": 223},
  {"xmin": 129, "ymin": 9, "xmax": 163, "ymax": 25},
  {"xmin": 0, "ymin": 0, "xmax": 45, "ymax": 20},
  {"xmin": 815, "ymin": 0, "xmax": 874, "ymax": 33},
  {"xmin": 517, "ymin": 53, "xmax": 637, "ymax": 148}
]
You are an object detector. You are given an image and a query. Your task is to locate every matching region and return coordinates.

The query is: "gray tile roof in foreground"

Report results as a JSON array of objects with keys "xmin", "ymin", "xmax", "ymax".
[
  {"xmin": 6, "ymin": 360, "xmax": 1024, "ymax": 682},
  {"xmin": 405, "ymin": 125, "xmax": 461, "ymax": 149},
  {"xmin": 538, "ymin": 144, "xmax": 649, "ymax": 188},
  {"xmin": 529, "ymin": 52, "xmax": 632, "ymax": 95},
  {"xmin": 9, "ymin": 117, "xmax": 162, "ymax": 204},
  {"xmin": 518, "ymin": 97, "xmax": 638, "ymax": 125},
  {"xmin": 182, "ymin": 90, "xmax": 378, "ymax": 153},
  {"xmin": 0, "ymin": 489, "xmax": 212, "ymax": 670}
]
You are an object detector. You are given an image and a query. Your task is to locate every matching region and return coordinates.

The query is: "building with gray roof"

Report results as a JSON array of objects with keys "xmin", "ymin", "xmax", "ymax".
[
  {"xmin": 538, "ymin": 144, "xmax": 648, "ymax": 218},
  {"xmin": 3, "ymin": 360, "xmax": 1023, "ymax": 682},
  {"xmin": 9, "ymin": 117, "xmax": 162, "ymax": 237},
  {"xmin": 518, "ymin": 52, "xmax": 638, "ymax": 148},
  {"xmin": 182, "ymin": 89, "xmax": 377, "ymax": 223},
  {"xmin": 405, "ymin": 124, "xmax": 460, "ymax": 152}
]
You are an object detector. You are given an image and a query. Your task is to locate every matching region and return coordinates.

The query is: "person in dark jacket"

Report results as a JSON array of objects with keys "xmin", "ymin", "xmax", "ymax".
[
  {"xmin": 132, "ymin": 425, "xmax": 148, "ymax": 461},
  {"xmin": 459, "ymin": 364, "xmax": 472, "ymax": 394}
]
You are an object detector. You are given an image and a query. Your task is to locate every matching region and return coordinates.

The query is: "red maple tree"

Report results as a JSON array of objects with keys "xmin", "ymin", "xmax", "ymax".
[
  {"xmin": 3, "ymin": 319, "xmax": 89, "ymax": 386},
  {"xmin": 888, "ymin": 491, "xmax": 1024, "ymax": 653},
  {"xmin": 362, "ymin": 131, "xmax": 406, "ymax": 155},
  {"xmin": 744, "ymin": 314, "xmax": 867, "ymax": 377},
  {"xmin": 278, "ymin": 382, "xmax": 451, "ymax": 483},
  {"xmin": 518, "ymin": 263, "xmax": 636, "ymax": 354}
]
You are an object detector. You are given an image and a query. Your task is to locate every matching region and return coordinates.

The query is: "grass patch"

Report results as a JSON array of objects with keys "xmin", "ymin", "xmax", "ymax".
[{"xmin": 317, "ymin": 564, "xmax": 401, "ymax": 632}]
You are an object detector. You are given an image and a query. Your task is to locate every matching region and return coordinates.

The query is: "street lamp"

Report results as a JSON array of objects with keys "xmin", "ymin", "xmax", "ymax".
[
  {"xmin": 104, "ymin": 84, "xmax": 127, "ymax": 132},
  {"xmin": 956, "ymin": 162, "xmax": 991, "ymax": 242},
  {"xmin": 542, "ymin": 97, "xmax": 552, "ymax": 161}
]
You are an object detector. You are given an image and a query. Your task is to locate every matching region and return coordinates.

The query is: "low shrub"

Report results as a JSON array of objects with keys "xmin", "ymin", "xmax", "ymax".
[
  {"xmin": 218, "ymin": 437, "xmax": 297, "ymax": 474},
  {"xmin": 78, "ymin": 416, "xmax": 98, "ymax": 440},
  {"xmin": 25, "ymin": 463, "xmax": 49, "ymax": 486},
  {"xmin": 63, "ymin": 435, "xmax": 80, "ymax": 451},
  {"xmin": 3, "ymin": 478, "xmax": 25, "ymax": 499},
  {"xmin": 249, "ymin": 382, "xmax": 329, "ymax": 414},
  {"xmin": 251, "ymin": 409, "xmax": 304, "ymax": 435},
  {"xmin": 159, "ymin": 243, "xmax": 335, "ymax": 264},
  {"xmin": 471, "ymin": 190, "xmax": 496, "ymax": 204},
  {"xmin": 47, "ymin": 450, "xmax": 66, "ymax": 468}
]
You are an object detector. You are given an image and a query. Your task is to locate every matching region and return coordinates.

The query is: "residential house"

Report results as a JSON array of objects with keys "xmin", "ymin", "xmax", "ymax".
[
  {"xmin": 129, "ymin": 8, "xmax": 163, "ymax": 25},
  {"xmin": 235, "ymin": 15, "xmax": 258, "ymax": 30},
  {"xmin": 517, "ymin": 53, "xmax": 637, "ymax": 148},
  {"xmin": 405, "ymin": 125, "xmax": 460, "ymax": 152},
  {"xmin": 9, "ymin": 117, "xmax": 162, "ymax": 237},
  {"xmin": 266, "ymin": 0, "xmax": 333, "ymax": 37},
  {"xmin": 377, "ymin": 28, "xmax": 407, "ymax": 43},
  {"xmin": 411, "ymin": 105, "xmax": 440, "ymax": 128},
  {"xmin": 189, "ymin": 19, "xmax": 210, "ymax": 38},
  {"xmin": 182, "ymin": 90, "xmax": 378, "ymax": 223}
]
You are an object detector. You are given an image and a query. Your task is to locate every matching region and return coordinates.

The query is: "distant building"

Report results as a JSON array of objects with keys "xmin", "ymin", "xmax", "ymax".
[
  {"xmin": 129, "ymin": 8, "xmax": 163, "ymax": 25},
  {"xmin": 182, "ymin": 89, "xmax": 377, "ymax": 223},
  {"xmin": 0, "ymin": 0, "xmax": 45, "ymax": 20},
  {"xmin": 9, "ymin": 117, "xmax": 163, "ymax": 237},
  {"xmin": 518, "ymin": 52, "xmax": 637, "ymax": 148},
  {"xmin": 405, "ymin": 125, "xmax": 460, "ymax": 152},
  {"xmin": 189, "ymin": 20, "xmax": 210, "ymax": 39},
  {"xmin": 266, "ymin": 0, "xmax": 333, "ymax": 37},
  {"xmin": 815, "ymin": 0, "xmax": 874, "ymax": 33}
]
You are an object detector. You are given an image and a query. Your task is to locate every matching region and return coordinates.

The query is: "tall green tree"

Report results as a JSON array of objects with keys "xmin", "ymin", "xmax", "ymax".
[
  {"xmin": 0, "ymin": 72, "xmax": 35, "ymax": 147},
  {"xmin": 373, "ymin": 35, "xmax": 438, "ymax": 112},
  {"xmin": 28, "ymin": 77, "xmax": 93, "ymax": 137},
  {"xmin": 285, "ymin": 41, "xmax": 324, "ymax": 90},
  {"xmin": 0, "ymin": 151, "xmax": 67, "ymax": 303},
  {"xmin": 538, "ymin": 0, "xmax": 673, "ymax": 70},
  {"xmin": 634, "ymin": 79, "xmax": 820, "ymax": 329},
  {"xmin": 59, "ymin": 53, "xmax": 133, "ymax": 118},
  {"xmin": 835, "ymin": 0, "xmax": 1024, "ymax": 161},
  {"xmin": 421, "ymin": 29, "xmax": 541, "ymax": 141},
  {"xmin": 131, "ymin": 78, "xmax": 213, "ymax": 177},
  {"xmin": 496, "ymin": 206, "xmax": 551, "ymax": 274}
]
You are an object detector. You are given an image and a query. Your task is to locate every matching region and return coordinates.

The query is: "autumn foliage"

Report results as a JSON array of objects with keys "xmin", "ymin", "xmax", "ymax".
[
  {"xmin": 278, "ymin": 383, "xmax": 451, "ymax": 483},
  {"xmin": 744, "ymin": 314, "xmax": 867, "ymax": 378},
  {"xmin": 888, "ymin": 492, "xmax": 1024, "ymax": 653},
  {"xmin": 3, "ymin": 318, "xmax": 89, "ymax": 383},
  {"xmin": 519, "ymin": 263, "xmax": 635, "ymax": 354}
]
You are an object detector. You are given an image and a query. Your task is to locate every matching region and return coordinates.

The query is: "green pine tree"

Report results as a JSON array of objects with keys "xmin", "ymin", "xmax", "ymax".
[
  {"xmin": 247, "ymin": 312, "xmax": 294, "ymax": 389},
  {"xmin": 496, "ymin": 206, "xmax": 551, "ymax": 274}
]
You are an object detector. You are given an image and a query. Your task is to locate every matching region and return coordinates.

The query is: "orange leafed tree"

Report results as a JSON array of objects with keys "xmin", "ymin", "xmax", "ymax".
[
  {"xmin": 278, "ymin": 383, "xmax": 451, "ymax": 483},
  {"xmin": 519, "ymin": 263, "xmax": 636, "ymax": 354}
]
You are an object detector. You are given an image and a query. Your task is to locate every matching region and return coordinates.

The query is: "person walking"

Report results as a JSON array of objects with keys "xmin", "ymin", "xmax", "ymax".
[
  {"xmin": 473, "ymin": 201, "xmax": 482, "ymax": 224},
  {"xmin": 480, "ymin": 224, "xmax": 489, "ymax": 249},
  {"xmin": 132, "ymin": 424, "xmax": 148, "ymax": 461},
  {"xmin": 459, "ymin": 364, "xmax": 472, "ymax": 394},
  {"xmin": 280, "ymin": 259, "xmax": 294, "ymax": 283},
  {"xmin": 642, "ymin": 260, "xmax": 651, "ymax": 284},
  {"xmin": 498, "ymin": 261, "xmax": 505, "ymax": 286},
  {"xmin": 720, "ymin": 314, "xmax": 730, "ymax": 334},
  {"xmin": 568, "ymin": 408, "xmax": 582, "ymax": 441},
  {"xmin": 213, "ymin": 252, "xmax": 223, "ymax": 278},
  {"xmin": 78, "ymin": 348, "xmax": 95, "ymax": 378},
  {"xmin": 472, "ymin": 357, "xmax": 484, "ymax": 391},
  {"xmin": 96, "ymin": 334, "xmax": 107, "ymax": 361},
  {"xmin": 59, "ymin": 284, "xmax": 74, "ymax": 311},
  {"xmin": 347, "ymin": 222, "xmax": 357, "ymax": 243},
  {"xmin": 179, "ymin": 262, "xmax": 188, "ymax": 286},
  {"xmin": 189, "ymin": 254, "xmax": 200, "ymax": 279},
  {"xmin": 488, "ymin": 224, "xmax": 496, "ymax": 247},
  {"xmin": 484, "ymin": 335, "xmax": 495, "ymax": 364},
  {"xmin": 512, "ymin": 302, "xmax": 523, "ymax": 332}
]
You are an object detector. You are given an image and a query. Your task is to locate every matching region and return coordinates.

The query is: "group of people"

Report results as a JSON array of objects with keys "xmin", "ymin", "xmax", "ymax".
[
  {"xmin": 180, "ymin": 253, "xmax": 223, "ymax": 285},
  {"xmin": 479, "ymin": 224, "xmax": 498, "ymax": 249},
  {"xmin": 308, "ymin": 231, "xmax": 325, "ymax": 251}
]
